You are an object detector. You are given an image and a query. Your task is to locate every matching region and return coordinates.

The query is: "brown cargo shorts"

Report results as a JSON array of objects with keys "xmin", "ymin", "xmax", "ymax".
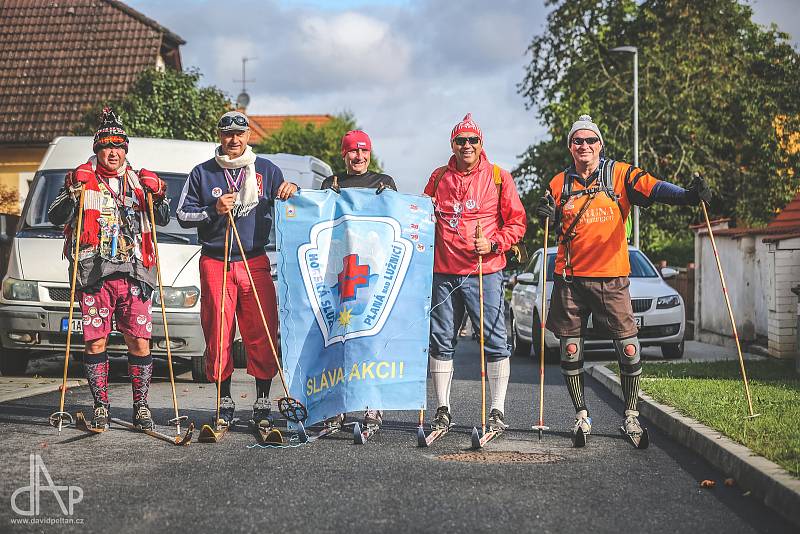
[{"xmin": 545, "ymin": 275, "xmax": 638, "ymax": 339}]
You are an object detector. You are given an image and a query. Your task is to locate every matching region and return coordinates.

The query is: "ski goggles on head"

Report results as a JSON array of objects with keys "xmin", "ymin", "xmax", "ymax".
[
  {"xmin": 217, "ymin": 114, "xmax": 249, "ymax": 130},
  {"xmin": 96, "ymin": 135, "xmax": 127, "ymax": 147},
  {"xmin": 571, "ymin": 136, "xmax": 601, "ymax": 146},
  {"xmin": 93, "ymin": 135, "xmax": 128, "ymax": 153},
  {"xmin": 453, "ymin": 136, "xmax": 481, "ymax": 146}
]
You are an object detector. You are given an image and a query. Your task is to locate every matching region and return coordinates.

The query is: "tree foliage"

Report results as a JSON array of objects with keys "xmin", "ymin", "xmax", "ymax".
[
  {"xmin": 255, "ymin": 112, "xmax": 382, "ymax": 176},
  {"xmin": 0, "ymin": 184, "xmax": 19, "ymax": 215},
  {"xmin": 75, "ymin": 68, "xmax": 231, "ymax": 142},
  {"xmin": 516, "ymin": 0, "xmax": 800, "ymax": 264}
]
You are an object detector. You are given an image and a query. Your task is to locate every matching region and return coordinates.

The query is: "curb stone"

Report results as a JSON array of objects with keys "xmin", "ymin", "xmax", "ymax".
[{"xmin": 585, "ymin": 363, "xmax": 800, "ymax": 528}]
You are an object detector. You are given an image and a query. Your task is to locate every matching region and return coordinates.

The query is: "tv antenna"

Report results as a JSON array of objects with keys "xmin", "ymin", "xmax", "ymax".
[{"xmin": 235, "ymin": 57, "xmax": 256, "ymax": 110}]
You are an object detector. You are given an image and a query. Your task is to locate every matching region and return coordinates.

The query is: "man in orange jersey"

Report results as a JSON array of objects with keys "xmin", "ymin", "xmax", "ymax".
[{"xmin": 535, "ymin": 114, "xmax": 710, "ymax": 446}]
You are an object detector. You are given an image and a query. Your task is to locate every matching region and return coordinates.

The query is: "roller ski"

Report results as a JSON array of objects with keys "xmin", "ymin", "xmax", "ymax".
[
  {"xmin": 571, "ymin": 411, "xmax": 591, "ymax": 448},
  {"xmin": 353, "ymin": 410, "xmax": 381, "ymax": 444},
  {"xmin": 75, "ymin": 405, "xmax": 109, "ymax": 434},
  {"xmin": 471, "ymin": 409, "xmax": 506, "ymax": 449},
  {"xmin": 199, "ymin": 396, "xmax": 236, "ymax": 443},
  {"xmin": 112, "ymin": 403, "xmax": 193, "ymax": 445},
  {"xmin": 298, "ymin": 413, "xmax": 344, "ymax": 443},
  {"xmin": 250, "ymin": 397, "xmax": 284, "ymax": 445},
  {"xmin": 619, "ymin": 413, "xmax": 649, "ymax": 449},
  {"xmin": 417, "ymin": 406, "xmax": 451, "ymax": 447}
]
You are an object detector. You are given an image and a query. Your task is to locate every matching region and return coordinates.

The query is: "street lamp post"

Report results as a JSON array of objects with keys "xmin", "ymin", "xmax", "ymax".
[{"xmin": 610, "ymin": 45, "xmax": 639, "ymax": 248}]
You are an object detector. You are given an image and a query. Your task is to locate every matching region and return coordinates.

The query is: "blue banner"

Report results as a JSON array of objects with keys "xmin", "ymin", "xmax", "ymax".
[{"xmin": 276, "ymin": 189, "xmax": 434, "ymax": 426}]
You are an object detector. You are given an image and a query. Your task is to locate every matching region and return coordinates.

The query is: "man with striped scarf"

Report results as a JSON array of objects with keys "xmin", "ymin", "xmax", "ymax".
[{"xmin": 48, "ymin": 108, "xmax": 169, "ymax": 430}]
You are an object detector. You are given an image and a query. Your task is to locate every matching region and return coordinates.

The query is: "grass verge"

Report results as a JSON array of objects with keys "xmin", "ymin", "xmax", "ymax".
[{"xmin": 608, "ymin": 359, "xmax": 800, "ymax": 477}]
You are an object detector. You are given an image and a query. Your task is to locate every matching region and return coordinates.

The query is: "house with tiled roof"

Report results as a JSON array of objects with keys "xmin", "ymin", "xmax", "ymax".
[
  {"xmin": 247, "ymin": 115, "xmax": 333, "ymax": 145},
  {"xmin": 692, "ymin": 192, "xmax": 800, "ymax": 360},
  {"xmin": 0, "ymin": 0, "xmax": 184, "ymax": 212}
]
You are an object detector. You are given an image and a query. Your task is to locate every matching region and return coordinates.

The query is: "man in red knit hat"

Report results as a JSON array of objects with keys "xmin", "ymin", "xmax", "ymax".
[
  {"xmin": 48, "ymin": 108, "xmax": 169, "ymax": 430},
  {"xmin": 424, "ymin": 113, "xmax": 527, "ymax": 431}
]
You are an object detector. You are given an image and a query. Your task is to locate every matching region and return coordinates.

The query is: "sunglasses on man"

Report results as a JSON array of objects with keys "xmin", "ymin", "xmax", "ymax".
[
  {"xmin": 218, "ymin": 115, "xmax": 249, "ymax": 129},
  {"xmin": 453, "ymin": 136, "xmax": 481, "ymax": 146},
  {"xmin": 571, "ymin": 136, "xmax": 600, "ymax": 146}
]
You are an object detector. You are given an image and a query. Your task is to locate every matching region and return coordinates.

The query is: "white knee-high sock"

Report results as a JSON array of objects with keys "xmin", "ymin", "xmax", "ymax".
[
  {"xmin": 429, "ymin": 357, "xmax": 454, "ymax": 410},
  {"xmin": 487, "ymin": 358, "xmax": 511, "ymax": 413}
]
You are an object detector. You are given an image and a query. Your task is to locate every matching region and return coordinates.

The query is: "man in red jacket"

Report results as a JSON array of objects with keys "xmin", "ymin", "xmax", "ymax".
[{"xmin": 423, "ymin": 113, "xmax": 527, "ymax": 431}]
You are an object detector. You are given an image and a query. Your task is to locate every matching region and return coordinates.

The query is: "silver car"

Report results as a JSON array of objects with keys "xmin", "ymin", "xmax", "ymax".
[{"xmin": 509, "ymin": 246, "xmax": 686, "ymax": 360}]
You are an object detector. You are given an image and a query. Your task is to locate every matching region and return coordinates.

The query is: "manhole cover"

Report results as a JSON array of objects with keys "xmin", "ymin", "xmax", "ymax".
[{"xmin": 437, "ymin": 451, "xmax": 565, "ymax": 464}]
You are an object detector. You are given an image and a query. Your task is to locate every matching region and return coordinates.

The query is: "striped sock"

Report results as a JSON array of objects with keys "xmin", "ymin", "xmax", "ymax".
[
  {"xmin": 564, "ymin": 373, "xmax": 586, "ymax": 412},
  {"xmin": 621, "ymin": 374, "xmax": 641, "ymax": 413}
]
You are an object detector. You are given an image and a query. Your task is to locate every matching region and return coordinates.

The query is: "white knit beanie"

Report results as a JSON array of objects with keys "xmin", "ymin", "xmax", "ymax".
[{"xmin": 567, "ymin": 114, "xmax": 604, "ymax": 148}]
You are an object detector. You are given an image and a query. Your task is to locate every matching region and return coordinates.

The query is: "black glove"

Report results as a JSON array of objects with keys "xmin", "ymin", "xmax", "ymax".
[
  {"xmin": 685, "ymin": 173, "xmax": 712, "ymax": 205},
  {"xmin": 535, "ymin": 192, "xmax": 555, "ymax": 227}
]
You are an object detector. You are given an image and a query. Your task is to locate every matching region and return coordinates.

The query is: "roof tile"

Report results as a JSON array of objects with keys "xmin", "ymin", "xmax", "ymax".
[
  {"xmin": 247, "ymin": 114, "xmax": 334, "ymax": 144},
  {"xmin": 0, "ymin": 0, "xmax": 182, "ymax": 144}
]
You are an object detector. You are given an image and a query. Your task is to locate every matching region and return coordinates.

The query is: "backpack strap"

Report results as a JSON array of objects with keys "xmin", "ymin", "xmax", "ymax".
[
  {"xmin": 600, "ymin": 158, "xmax": 619, "ymax": 205},
  {"xmin": 493, "ymin": 164, "xmax": 503, "ymax": 223},
  {"xmin": 430, "ymin": 166, "xmax": 448, "ymax": 196},
  {"xmin": 560, "ymin": 166, "xmax": 573, "ymax": 206}
]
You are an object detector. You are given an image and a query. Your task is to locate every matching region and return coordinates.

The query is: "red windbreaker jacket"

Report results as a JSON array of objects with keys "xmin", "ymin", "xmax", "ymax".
[{"xmin": 424, "ymin": 151, "xmax": 527, "ymax": 275}]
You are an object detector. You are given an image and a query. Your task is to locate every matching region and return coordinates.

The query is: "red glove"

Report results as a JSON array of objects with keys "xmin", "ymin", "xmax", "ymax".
[
  {"xmin": 139, "ymin": 169, "xmax": 166, "ymax": 200},
  {"xmin": 64, "ymin": 167, "xmax": 93, "ymax": 189}
]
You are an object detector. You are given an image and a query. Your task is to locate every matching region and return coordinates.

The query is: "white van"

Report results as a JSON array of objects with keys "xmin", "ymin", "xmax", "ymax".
[{"xmin": 0, "ymin": 137, "xmax": 331, "ymax": 381}]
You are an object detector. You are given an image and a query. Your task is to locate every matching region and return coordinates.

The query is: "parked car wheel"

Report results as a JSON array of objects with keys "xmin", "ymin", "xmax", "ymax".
[
  {"xmin": 0, "ymin": 349, "xmax": 30, "ymax": 376},
  {"xmin": 511, "ymin": 312, "xmax": 531, "ymax": 358},
  {"xmin": 233, "ymin": 340, "xmax": 247, "ymax": 368},
  {"xmin": 661, "ymin": 341, "xmax": 684, "ymax": 359},
  {"xmin": 192, "ymin": 350, "xmax": 210, "ymax": 383}
]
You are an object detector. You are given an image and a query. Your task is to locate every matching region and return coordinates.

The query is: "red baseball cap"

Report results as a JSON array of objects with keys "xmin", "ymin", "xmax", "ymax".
[{"xmin": 341, "ymin": 130, "xmax": 372, "ymax": 156}]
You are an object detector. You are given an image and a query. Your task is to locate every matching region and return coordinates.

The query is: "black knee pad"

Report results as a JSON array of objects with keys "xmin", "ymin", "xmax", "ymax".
[
  {"xmin": 559, "ymin": 337, "xmax": 584, "ymax": 376},
  {"xmin": 614, "ymin": 336, "xmax": 642, "ymax": 376}
]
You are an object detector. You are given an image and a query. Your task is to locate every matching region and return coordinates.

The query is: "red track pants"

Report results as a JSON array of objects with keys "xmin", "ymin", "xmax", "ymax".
[{"xmin": 200, "ymin": 254, "xmax": 278, "ymax": 382}]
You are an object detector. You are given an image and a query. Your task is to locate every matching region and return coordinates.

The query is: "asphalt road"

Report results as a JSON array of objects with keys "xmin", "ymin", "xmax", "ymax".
[{"xmin": 0, "ymin": 342, "xmax": 793, "ymax": 533}]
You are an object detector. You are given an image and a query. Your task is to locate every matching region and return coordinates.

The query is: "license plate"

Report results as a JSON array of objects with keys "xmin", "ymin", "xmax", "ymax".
[
  {"xmin": 635, "ymin": 316, "xmax": 643, "ymax": 327},
  {"xmin": 61, "ymin": 317, "xmax": 83, "ymax": 333}
]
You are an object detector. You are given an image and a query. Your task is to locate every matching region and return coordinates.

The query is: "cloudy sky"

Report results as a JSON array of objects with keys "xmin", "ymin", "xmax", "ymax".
[{"xmin": 127, "ymin": 0, "xmax": 798, "ymax": 193}]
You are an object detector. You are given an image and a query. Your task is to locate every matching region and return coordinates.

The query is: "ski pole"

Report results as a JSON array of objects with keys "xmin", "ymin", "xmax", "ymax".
[
  {"xmin": 532, "ymin": 219, "xmax": 550, "ymax": 440},
  {"xmin": 226, "ymin": 212, "xmax": 305, "ymax": 422},
  {"xmin": 50, "ymin": 186, "xmax": 85, "ymax": 432},
  {"xmin": 147, "ymin": 192, "xmax": 186, "ymax": 435},
  {"xmin": 701, "ymin": 200, "xmax": 759, "ymax": 418},
  {"xmin": 215, "ymin": 220, "xmax": 232, "ymax": 427},
  {"xmin": 476, "ymin": 222, "xmax": 487, "ymax": 436}
]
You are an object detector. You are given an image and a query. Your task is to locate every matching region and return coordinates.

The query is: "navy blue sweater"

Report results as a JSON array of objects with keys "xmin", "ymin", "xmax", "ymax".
[{"xmin": 177, "ymin": 156, "xmax": 284, "ymax": 261}]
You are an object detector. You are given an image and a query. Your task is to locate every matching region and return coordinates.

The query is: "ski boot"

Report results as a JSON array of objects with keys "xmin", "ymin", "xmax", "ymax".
[
  {"xmin": 621, "ymin": 411, "xmax": 649, "ymax": 449},
  {"xmin": 572, "ymin": 410, "xmax": 592, "ymax": 448},
  {"xmin": 432, "ymin": 406, "xmax": 452, "ymax": 431},
  {"xmin": 91, "ymin": 404, "xmax": 110, "ymax": 430},
  {"xmin": 218, "ymin": 396, "xmax": 236, "ymax": 428},
  {"xmin": 323, "ymin": 413, "xmax": 345, "ymax": 430},
  {"xmin": 133, "ymin": 402, "xmax": 154, "ymax": 431},
  {"xmin": 488, "ymin": 409, "xmax": 508, "ymax": 432},
  {"xmin": 252, "ymin": 397, "xmax": 274, "ymax": 431},
  {"xmin": 363, "ymin": 409, "xmax": 382, "ymax": 428}
]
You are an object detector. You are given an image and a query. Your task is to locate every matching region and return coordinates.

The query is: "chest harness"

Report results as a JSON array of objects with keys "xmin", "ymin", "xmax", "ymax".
[{"xmin": 556, "ymin": 159, "xmax": 620, "ymax": 282}]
